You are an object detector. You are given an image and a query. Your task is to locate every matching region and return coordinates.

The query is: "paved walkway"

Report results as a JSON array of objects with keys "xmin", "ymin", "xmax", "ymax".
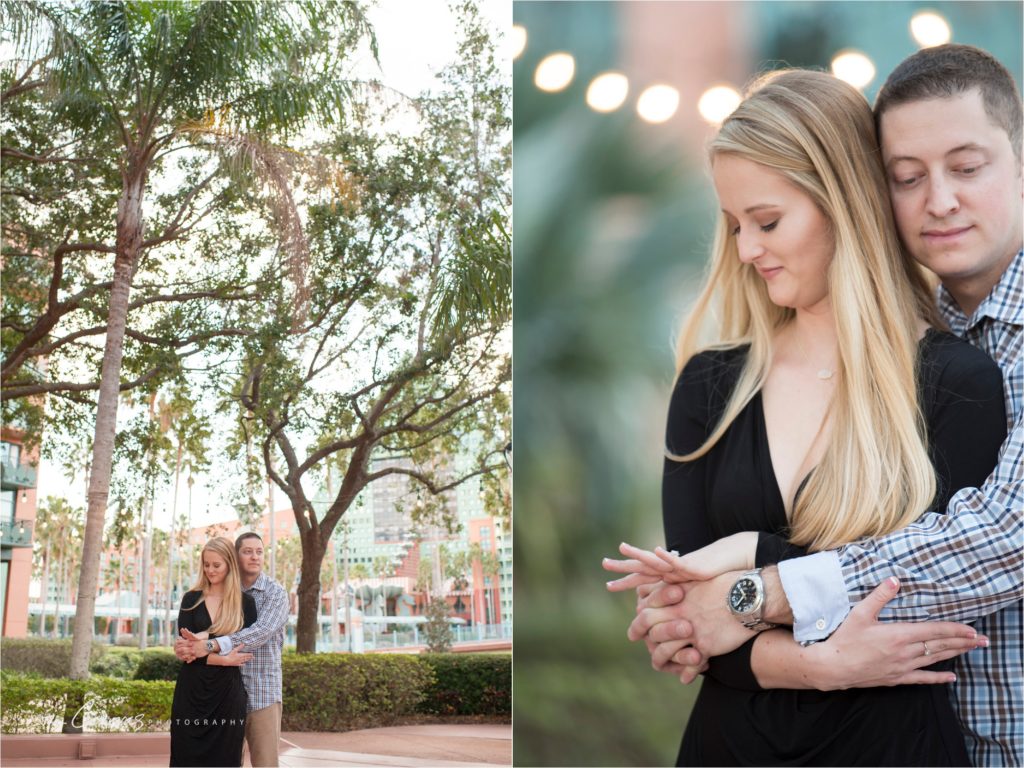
[{"xmin": 0, "ymin": 724, "xmax": 511, "ymax": 767}]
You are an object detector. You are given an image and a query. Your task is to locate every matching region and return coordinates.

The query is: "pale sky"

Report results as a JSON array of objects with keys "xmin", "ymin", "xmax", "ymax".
[{"xmin": 34, "ymin": 0, "xmax": 510, "ymax": 534}]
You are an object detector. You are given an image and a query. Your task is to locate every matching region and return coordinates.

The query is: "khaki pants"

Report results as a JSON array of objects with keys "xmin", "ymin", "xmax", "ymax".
[{"xmin": 244, "ymin": 702, "xmax": 281, "ymax": 767}]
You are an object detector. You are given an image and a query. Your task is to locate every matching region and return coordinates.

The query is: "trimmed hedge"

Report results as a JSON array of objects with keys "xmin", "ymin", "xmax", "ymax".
[
  {"xmin": 418, "ymin": 653, "xmax": 511, "ymax": 716},
  {"xmin": 132, "ymin": 649, "xmax": 183, "ymax": 681},
  {"xmin": 2, "ymin": 651, "xmax": 511, "ymax": 733},
  {"xmin": 0, "ymin": 672, "xmax": 173, "ymax": 733},
  {"xmin": 281, "ymin": 654, "xmax": 433, "ymax": 731},
  {"xmin": 0, "ymin": 638, "xmax": 104, "ymax": 678}
]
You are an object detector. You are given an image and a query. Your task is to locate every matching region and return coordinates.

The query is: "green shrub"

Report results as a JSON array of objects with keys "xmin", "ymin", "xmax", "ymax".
[
  {"xmin": 90, "ymin": 647, "xmax": 143, "ymax": 679},
  {"xmin": 132, "ymin": 649, "xmax": 182, "ymax": 681},
  {"xmin": 0, "ymin": 672, "xmax": 173, "ymax": 734},
  {"xmin": 419, "ymin": 653, "xmax": 511, "ymax": 716},
  {"xmin": 281, "ymin": 654, "xmax": 433, "ymax": 731},
  {"xmin": 0, "ymin": 638, "xmax": 104, "ymax": 678}
]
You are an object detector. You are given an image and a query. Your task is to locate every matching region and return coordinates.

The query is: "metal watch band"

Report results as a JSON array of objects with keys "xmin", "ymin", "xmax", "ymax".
[{"xmin": 730, "ymin": 569, "xmax": 778, "ymax": 632}]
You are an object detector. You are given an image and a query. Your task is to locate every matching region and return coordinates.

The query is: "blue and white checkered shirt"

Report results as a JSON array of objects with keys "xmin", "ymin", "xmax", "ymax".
[
  {"xmin": 779, "ymin": 250, "xmax": 1023, "ymax": 767},
  {"xmin": 218, "ymin": 572, "xmax": 288, "ymax": 713}
]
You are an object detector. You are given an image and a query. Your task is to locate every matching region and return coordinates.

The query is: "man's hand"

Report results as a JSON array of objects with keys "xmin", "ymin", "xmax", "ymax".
[
  {"xmin": 205, "ymin": 643, "xmax": 253, "ymax": 667},
  {"xmin": 630, "ymin": 570, "xmax": 754, "ymax": 681},
  {"xmin": 179, "ymin": 628, "xmax": 216, "ymax": 660},
  {"xmin": 631, "ymin": 581, "xmax": 694, "ymax": 678},
  {"xmin": 173, "ymin": 636, "xmax": 196, "ymax": 663},
  {"xmin": 782, "ymin": 577, "xmax": 988, "ymax": 690}
]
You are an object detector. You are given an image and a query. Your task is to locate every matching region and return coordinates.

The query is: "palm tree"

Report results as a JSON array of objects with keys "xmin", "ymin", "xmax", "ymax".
[
  {"xmin": 478, "ymin": 549, "xmax": 501, "ymax": 627},
  {"xmin": 157, "ymin": 391, "xmax": 210, "ymax": 644},
  {"xmin": 33, "ymin": 497, "xmax": 84, "ymax": 637},
  {"xmin": 3, "ymin": 1, "xmax": 374, "ymax": 677}
]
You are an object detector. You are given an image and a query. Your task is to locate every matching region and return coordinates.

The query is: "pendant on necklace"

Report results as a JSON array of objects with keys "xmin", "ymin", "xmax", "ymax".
[{"xmin": 817, "ymin": 369, "xmax": 834, "ymax": 380}]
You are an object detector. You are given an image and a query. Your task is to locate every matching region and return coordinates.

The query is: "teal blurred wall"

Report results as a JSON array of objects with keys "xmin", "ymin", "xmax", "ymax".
[{"xmin": 512, "ymin": 3, "xmax": 1022, "ymax": 766}]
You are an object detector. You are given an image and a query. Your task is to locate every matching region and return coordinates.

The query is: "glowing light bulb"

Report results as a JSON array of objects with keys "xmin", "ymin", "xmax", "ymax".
[
  {"xmin": 586, "ymin": 72, "xmax": 629, "ymax": 113},
  {"xmin": 697, "ymin": 85, "xmax": 742, "ymax": 125},
  {"xmin": 636, "ymin": 84, "xmax": 680, "ymax": 124},
  {"xmin": 511, "ymin": 25, "xmax": 527, "ymax": 60},
  {"xmin": 831, "ymin": 51, "xmax": 876, "ymax": 90},
  {"xmin": 534, "ymin": 52, "xmax": 575, "ymax": 92},
  {"xmin": 910, "ymin": 12, "xmax": 952, "ymax": 48}
]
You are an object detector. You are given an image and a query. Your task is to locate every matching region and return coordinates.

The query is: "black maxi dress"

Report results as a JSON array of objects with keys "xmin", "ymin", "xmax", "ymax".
[
  {"xmin": 664, "ymin": 330, "xmax": 1007, "ymax": 767},
  {"xmin": 169, "ymin": 590, "xmax": 257, "ymax": 767}
]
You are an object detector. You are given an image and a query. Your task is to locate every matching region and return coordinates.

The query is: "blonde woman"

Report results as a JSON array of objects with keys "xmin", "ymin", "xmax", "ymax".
[
  {"xmin": 604, "ymin": 70, "xmax": 1006, "ymax": 765},
  {"xmin": 170, "ymin": 536, "xmax": 256, "ymax": 767}
]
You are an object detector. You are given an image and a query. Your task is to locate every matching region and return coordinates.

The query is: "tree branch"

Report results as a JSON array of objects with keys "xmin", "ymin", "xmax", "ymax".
[
  {"xmin": 364, "ymin": 462, "xmax": 505, "ymax": 495},
  {"xmin": 1, "ymin": 366, "xmax": 163, "ymax": 401}
]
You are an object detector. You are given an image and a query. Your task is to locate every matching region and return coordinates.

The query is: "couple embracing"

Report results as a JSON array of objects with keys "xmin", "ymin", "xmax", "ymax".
[
  {"xmin": 605, "ymin": 44, "xmax": 1021, "ymax": 766},
  {"xmin": 168, "ymin": 533, "xmax": 289, "ymax": 768}
]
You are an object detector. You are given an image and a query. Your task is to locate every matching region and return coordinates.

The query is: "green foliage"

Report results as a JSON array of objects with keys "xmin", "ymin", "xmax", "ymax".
[
  {"xmin": 89, "ymin": 647, "xmax": 144, "ymax": 679},
  {"xmin": 0, "ymin": 672, "xmax": 173, "ymax": 733},
  {"xmin": 132, "ymin": 649, "xmax": 182, "ymax": 681},
  {"xmin": 418, "ymin": 653, "xmax": 510, "ymax": 716},
  {"xmin": 422, "ymin": 598, "xmax": 453, "ymax": 654},
  {"xmin": 280, "ymin": 654, "xmax": 432, "ymax": 731},
  {"xmin": 0, "ymin": 639, "xmax": 104, "ymax": 678}
]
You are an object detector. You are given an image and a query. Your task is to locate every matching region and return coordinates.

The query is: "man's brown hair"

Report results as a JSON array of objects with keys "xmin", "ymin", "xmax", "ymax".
[
  {"xmin": 235, "ymin": 531, "xmax": 263, "ymax": 553},
  {"xmin": 874, "ymin": 43, "xmax": 1023, "ymax": 163}
]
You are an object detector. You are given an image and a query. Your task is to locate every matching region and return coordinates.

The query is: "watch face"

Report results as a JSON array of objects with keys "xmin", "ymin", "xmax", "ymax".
[{"xmin": 729, "ymin": 577, "xmax": 757, "ymax": 613}]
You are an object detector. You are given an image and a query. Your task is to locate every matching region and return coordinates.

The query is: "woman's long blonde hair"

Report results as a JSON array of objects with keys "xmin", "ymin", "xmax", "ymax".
[
  {"xmin": 184, "ymin": 536, "xmax": 245, "ymax": 636},
  {"xmin": 674, "ymin": 69, "xmax": 942, "ymax": 551}
]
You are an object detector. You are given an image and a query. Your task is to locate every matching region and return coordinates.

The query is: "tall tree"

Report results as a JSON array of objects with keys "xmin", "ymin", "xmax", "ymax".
[
  {"xmin": 32, "ymin": 496, "xmax": 84, "ymax": 636},
  {"xmin": 2, "ymin": 0, "xmax": 374, "ymax": 678},
  {"xmin": 231, "ymin": 4, "xmax": 510, "ymax": 652}
]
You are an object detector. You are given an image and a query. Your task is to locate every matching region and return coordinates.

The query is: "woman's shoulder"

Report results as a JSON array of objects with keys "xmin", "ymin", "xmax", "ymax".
[
  {"xmin": 919, "ymin": 328, "xmax": 1003, "ymax": 402},
  {"xmin": 920, "ymin": 328, "xmax": 1002, "ymax": 381},
  {"xmin": 180, "ymin": 590, "xmax": 203, "ymax": 608},
  {"xmin": 674, "ymin": 345, "xmax": 749, "ymax": 396},
  {"xmin": 667, "ymin": 344, "xmax": 750, "ymax": 434}
]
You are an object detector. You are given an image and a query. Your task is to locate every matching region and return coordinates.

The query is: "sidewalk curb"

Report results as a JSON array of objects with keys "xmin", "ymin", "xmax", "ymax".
[{"xmin": 0, "ymin": 732, "xmax": 169, "ymax": 760}]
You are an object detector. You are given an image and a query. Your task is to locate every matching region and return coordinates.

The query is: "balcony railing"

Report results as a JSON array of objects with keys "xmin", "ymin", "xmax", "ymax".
[
  {"xmin": 0, "ymin": 518, "xmax": 34, "ymax": 547},
  {"xmin": 0, "ymin": 460, "xmax": 37, "ymax": 490}
]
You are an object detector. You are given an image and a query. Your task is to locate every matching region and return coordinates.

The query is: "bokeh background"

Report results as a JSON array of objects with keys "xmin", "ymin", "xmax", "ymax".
[{"xmin": 511, "ymin": 3, "xmax": 1023, "ymax": 766}]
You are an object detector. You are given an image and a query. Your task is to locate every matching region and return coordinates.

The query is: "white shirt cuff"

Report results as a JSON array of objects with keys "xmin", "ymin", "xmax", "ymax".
[
  {"xmin": 216, "ymin": 636, "xmax": 233, "ymax": 654},
  {"xmin": 777, "ymin": 551, "xmax": 850, "ymax": 643}
]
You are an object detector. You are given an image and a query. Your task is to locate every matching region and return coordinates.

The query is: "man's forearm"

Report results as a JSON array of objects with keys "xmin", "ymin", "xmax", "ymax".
[
  {"xmin": 226, "ymin": 586, "xmax": 288, "ymax": 651},
  {"xmin": 749, "ymin": 629, "xmax": 817, "ymax": 689},
  {"xmin": 761, "ymin": 566, "xmax": 795, "ymax": 625}
]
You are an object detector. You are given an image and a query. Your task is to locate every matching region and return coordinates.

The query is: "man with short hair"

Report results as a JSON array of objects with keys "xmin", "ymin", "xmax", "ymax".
[
  {"xmin": 176, "ymin": 532, "xmax": 289, "ymax": 767},
  {"xmin": 631, "ymin": 44, "xmax": 1022, "ymax": 767}
]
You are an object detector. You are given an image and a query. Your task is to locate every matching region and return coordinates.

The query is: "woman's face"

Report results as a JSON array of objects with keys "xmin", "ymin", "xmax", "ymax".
[
  {"xmin": 202, "ymin": 550, "xmax": 229, "ymax": 587},
  {"xmin": 712, "ymin": 154, "xmax": 834, "ymax": 312}
]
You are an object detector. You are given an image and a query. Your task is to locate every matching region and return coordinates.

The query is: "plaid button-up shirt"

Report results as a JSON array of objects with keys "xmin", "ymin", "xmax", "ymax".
[
  {"xmin": 837, "ymin": 249, "xmax": 1024, "ymax": 766},
  {"xmin": 219, "ymin": 572, "xmax": 288, "ymax": 713}
]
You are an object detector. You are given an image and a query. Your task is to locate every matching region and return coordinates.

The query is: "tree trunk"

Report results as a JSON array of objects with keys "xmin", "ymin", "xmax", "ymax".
[
  {"xmin": 295, "ymin": 531, "xmax": 325, "ymax": 653},
  {"xmin": 40, "ymin": 542, "xmax": 50, "ymax": 637},
  {"xmin": 69, "ymin": 164, "xmax": 146, "ymax": 680},
  {"xmin": 57, "ymin": 554, "xmax": 67, "ymax": 638},
  {"xmin": 267, "ymin": 474, "xmax": 276, "ymax": 581},
  {"xmin": 167, "ymin": 440, "xmax": 182, "ymax": 642},
  {"xmin": 139, "ymin": 491, "xmax": 151, "ymax": 650}
]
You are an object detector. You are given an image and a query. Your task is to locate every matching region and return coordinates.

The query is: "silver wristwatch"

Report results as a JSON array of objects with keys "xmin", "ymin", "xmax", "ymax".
[
  {"xmin": 727, "ymin": 569, "xmax": 778, "ymax": 632},
  {"xmin": 205, "ymin": 639, "xmax": 215, "ymax": 653}
]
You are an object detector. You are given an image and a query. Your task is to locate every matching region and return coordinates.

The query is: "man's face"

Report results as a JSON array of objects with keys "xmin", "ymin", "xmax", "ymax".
[
  {"xmin": 880, "ymin": 88, "xmax": 1022, "ymax": 302},
  {"xmin": 237, "ymin": 538, "xmax": 264, "ymax": 579}
]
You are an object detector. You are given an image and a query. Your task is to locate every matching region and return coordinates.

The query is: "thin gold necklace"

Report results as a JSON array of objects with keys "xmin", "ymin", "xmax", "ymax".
[{"xmin": 795, "ymin": 334, "xmax": 836, "ymax": 381}]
